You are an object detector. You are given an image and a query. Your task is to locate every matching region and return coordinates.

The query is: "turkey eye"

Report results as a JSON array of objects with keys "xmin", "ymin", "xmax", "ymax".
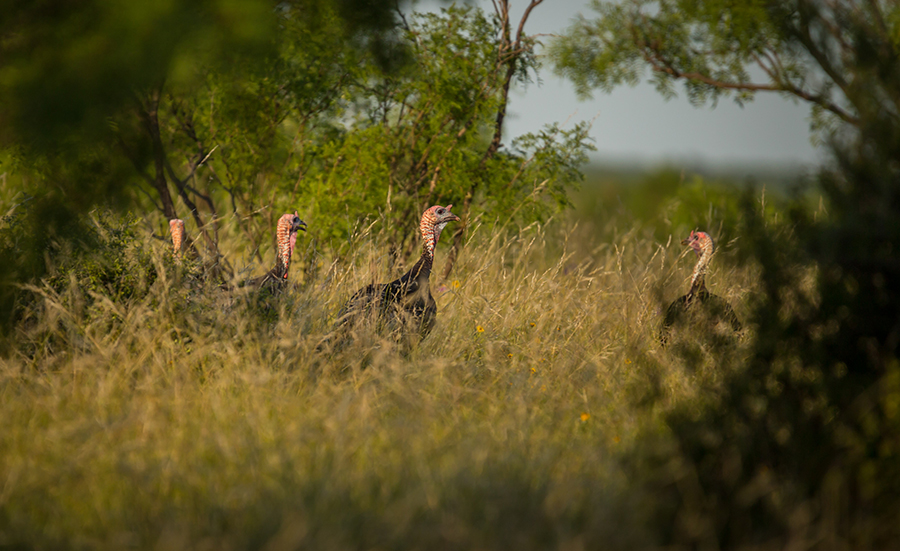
[{"xmin": 437, "ymin": 209, "xmax": 445, "ymax": 215}]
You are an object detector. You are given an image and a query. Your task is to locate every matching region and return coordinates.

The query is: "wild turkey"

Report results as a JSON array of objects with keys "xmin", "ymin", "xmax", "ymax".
[
  {"xmin": 334, "ymin": 204, "xmax": 460, "ymax": 341},
  {"xmin": 660, "ymin": 229, "xmax": 742, "ymax": 344},
  {"xmin": 167, "ymin": 218, "xmax": 234, "ymax": 283},
  {"xmin": 169, "ymin": 219, "xmax": 186, "ymax": 257},
  {"xmin": 244, "ymin": 211, "xmax": 307, "ymax": 290}
]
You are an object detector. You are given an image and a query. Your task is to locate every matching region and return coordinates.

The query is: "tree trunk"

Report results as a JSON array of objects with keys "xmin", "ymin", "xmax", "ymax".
[
  {"xmin": 443, "ymin": 0, "xmax": 542, "ymax": 280},
  {"xmin": 140, "ymin": 88, "xmax": 178, "ymax": 221}
]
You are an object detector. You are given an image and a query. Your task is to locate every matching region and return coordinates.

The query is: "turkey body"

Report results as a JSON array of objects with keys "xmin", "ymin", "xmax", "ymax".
[
  {"xmin": 660, "ymin": 230, "xmax": 742, "ymax": 344},
  {"xmin": 662, "ymin": 287, "xmax": 742, "ymax": 341},
  {"xmin": 337, "ymin": 255, "xmax": 437, "ymax": 339},
  {"xmin": 332, "ymin": 204, "xmax": 459, "ymax": 345}
]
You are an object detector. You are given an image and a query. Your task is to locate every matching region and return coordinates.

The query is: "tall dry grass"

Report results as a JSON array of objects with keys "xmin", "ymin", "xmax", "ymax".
[{"xmin": 0, "ymin": 215, "xmax": 758, "ymax": 550}]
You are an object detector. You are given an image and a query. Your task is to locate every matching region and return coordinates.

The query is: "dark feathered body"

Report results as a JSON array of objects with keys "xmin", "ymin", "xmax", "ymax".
[
  {"xmin": 245, "ymin": 270, "xmax": 285, "ymax": 292},
  {"xmin": 331, "ymin": 204, "xmax": 459, "ymax": 345},
  {"xmin": 245, "ymin": 262, "xmax": 291, "ymax": 291},
  {"xmin": 661, "ymin": 286, "xmax": 742, "ymax": 343},
  {"xmin": 660, "ymin": 230, "xmax": 742, "ymax": 344},
  {"xmin": 337, "ymin": 255, "xmax": 437, "ymax": 338}
]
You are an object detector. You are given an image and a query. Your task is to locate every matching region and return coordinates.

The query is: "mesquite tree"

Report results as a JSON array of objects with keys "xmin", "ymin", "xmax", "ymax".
[
  {"xmin": 549, "ymin": 1, "xmax": 899, "ymax": 136},
  {"xmin": 155, "ymin": 2, "xmax": 592, "ymax": 271},
  {"xmin": 551, "ymin": 1, "xmax": 900, "ymax": 547},
  {"xmin": 0, "ymin": 0, "xmax": 593, "ymax": 337},
  {"xmin": 0, "ymin": 0, "xmax": 403, "ymax": 339}
]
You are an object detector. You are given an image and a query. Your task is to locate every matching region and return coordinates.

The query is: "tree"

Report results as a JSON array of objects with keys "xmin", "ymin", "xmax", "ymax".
[
  {"xmin": 149, "ymin": 1, "xmax": 591, "ymax": 272},
  {"xmin": 293, "ymin": 3, "xmax": 592, "ymax": 259},
  {"xmin": 441, "ymin": 0, "xmax": 547, "ymax": 278},
  {"xmin": 549, "ymin": 0, "xmax": 900, "ymax": 137},
  {"xmin": 551, "ymin": 1, "xmax": 900, "ymax": 547},
  {"xmin": 0, "ymin": 0, "xmax": 405, "ymax": 341},
  {"xmin": 0, "ymin": 0, "xmax": 594, "ymax": 341}
]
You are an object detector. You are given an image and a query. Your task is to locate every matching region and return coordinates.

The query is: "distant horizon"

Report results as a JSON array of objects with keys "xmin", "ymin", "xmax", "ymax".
[
  {"xmin": 578, "ymin": 155, "xmax": 817, "ymax": 192},
  {"xmin": 583, "ymin": 153, "xmax": 818, "ymax": 174}
]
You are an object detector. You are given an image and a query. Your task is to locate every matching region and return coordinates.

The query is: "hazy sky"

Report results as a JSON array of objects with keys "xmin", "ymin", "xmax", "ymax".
[{"xmin": 413, "ymin": 0, "xmax": 824, "ymax": 168}]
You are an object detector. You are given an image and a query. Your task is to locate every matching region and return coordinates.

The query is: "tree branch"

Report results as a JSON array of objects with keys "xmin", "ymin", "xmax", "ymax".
[
  {"xmin": 137, "ymin": 87, "xmax": 178, "ymax": 220},
  {"xmin": 641, "ymin": 48, "xmax": 859, "ymax": 125},
  {"xmin": 864, "ymin": 0, "xmax": 890, "ymax": 39},
  {"xmin": 792, "ymin": 5, "xmax": 851, "ymax": 98},
  {"xmin": 444, "ymin": 0, "xmax": 543, "ymax": 280}
]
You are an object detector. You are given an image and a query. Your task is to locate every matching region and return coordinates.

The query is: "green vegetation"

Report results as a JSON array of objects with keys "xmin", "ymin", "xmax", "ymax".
[
  {"xmin": 553, "ymin": 2, "xmax": 900, "ymax": 547},
  {"xmin": 550, "ymin": 0, "xmax": 897, "ymax": 134},
  {"xmin": 1, "ymin": 0, "xmax": 899, "ymax": 548},
  {"xmin": 1, "ymin": 184, "xmax": 762, "ymax": 549},
  {"xmin": 0, "ymin": 0, "xmax": 590, "ymax": 334}
]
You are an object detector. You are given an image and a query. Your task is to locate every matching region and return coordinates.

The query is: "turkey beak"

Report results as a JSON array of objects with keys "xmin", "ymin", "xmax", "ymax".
[
  {"xmin": 680, "ymin": 237, "xmax": 691, "ymax": 247},
  {"xmin": 294, "ymin": 219, "xmax": 307, "ymax": 233},
  {"xmin": 438, "ymin": 204, "xmax": 459, "ymax": 223}
]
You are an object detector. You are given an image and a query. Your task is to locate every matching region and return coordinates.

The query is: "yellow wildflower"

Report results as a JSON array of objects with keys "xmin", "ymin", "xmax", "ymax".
[
  {"xmin": 625, "ymin": 358, "xmax": 632, "ymax": 365},
  {"xmin": 451, "ymin": 280, "xmax": 461, "ymax": 289},
  {"xmin": 476, "ymin": 325, "xmax": 484, "ymax": 333},
  {"xmin": 580, "ymin": 412, "xmax": 590, "ymax": 422}
]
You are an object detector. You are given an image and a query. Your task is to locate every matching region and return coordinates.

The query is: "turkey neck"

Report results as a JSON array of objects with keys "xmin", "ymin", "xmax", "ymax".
[
  {"xmin": 272, "ymin": 247, "xmax": 289, "ymax": 280},
  {"xmin": 273, "ymin": 218, "xmax": 294, "ymax": 280},
  {"xmin": 403, "ymin": 240, "xmax": 434, "ymax": 286},
  {"xmin": 689, "ymin": 244, "xmax": 713, "ymax": 296},
  {"xmin": 169, "ymin": 219, "xmax": 185, "ymax": 257}
]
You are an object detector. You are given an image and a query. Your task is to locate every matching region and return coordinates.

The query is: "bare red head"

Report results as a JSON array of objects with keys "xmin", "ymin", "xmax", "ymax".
[
  {"xmin": 419, "ymin": 204, "xmax": 460, "ymax": 258},
  {"xmin": 681, "ymin": 230, "xmax": 714, "ymax": 258}
]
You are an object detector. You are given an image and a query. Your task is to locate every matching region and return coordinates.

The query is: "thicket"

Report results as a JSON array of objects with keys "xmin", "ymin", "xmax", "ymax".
[
  {"xmin": 0, "ymin": 1, "xmax": 592, "ymax": 342},
  {"xmin": 553, "ymin": 0, "xmax": 900, "ymax": 547}
]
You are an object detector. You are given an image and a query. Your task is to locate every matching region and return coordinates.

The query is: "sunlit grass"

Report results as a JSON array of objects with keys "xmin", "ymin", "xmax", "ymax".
[{"xmin": 0, "ymin": 216, "xmax": 758, "ymax": 550}]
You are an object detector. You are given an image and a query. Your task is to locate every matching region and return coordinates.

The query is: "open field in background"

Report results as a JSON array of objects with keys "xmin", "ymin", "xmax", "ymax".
[{"xmin": 0, "ymin": 170, "xmax": 783, "ymax": 549}]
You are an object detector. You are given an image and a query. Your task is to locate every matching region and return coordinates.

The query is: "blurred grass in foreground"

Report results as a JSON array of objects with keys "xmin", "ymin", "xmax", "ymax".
[{"xmin": 0, "ymin": 170, "xmax": 785, "ymax": 549}]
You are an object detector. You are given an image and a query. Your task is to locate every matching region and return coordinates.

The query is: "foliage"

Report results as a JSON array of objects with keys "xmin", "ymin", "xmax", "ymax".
[
  {"xmin": 548, "ymin": 1, "xmax": 900, "ymax": 546},
  {"xmin": 1, "ymin": 1, "xmax": 592, "ymax": 334},
  {"xmin": 5, "ymin": 211, "xmax": 167, "ymax": 359},
  {"xmin": 50, "ymin": 214, "xmax": 155, "ymax": 297},
  {"xmin": 166, "ymin": 4, "xmax": 593, "ymax": 256},
  {"xmin": 549, "ymin": 0, "xmax": 900, "ymax": 135},
  {"xmin": 0, "ymin": 0, "xmax": 407, "ymax": 339},
  {"xmin": 9, "ymin": 0, "xmax": 900, "ymax": 547},
  {"xmin": 0, "ymin": 193, "xmax": 148, "ymax": 345},
  {"xmin": 577, "ymin": 166, "xmax": 793, "ymax": 247},
  {"xmin": 558, "ymin": 2, "xmax": 900, "ymax": 548}
]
